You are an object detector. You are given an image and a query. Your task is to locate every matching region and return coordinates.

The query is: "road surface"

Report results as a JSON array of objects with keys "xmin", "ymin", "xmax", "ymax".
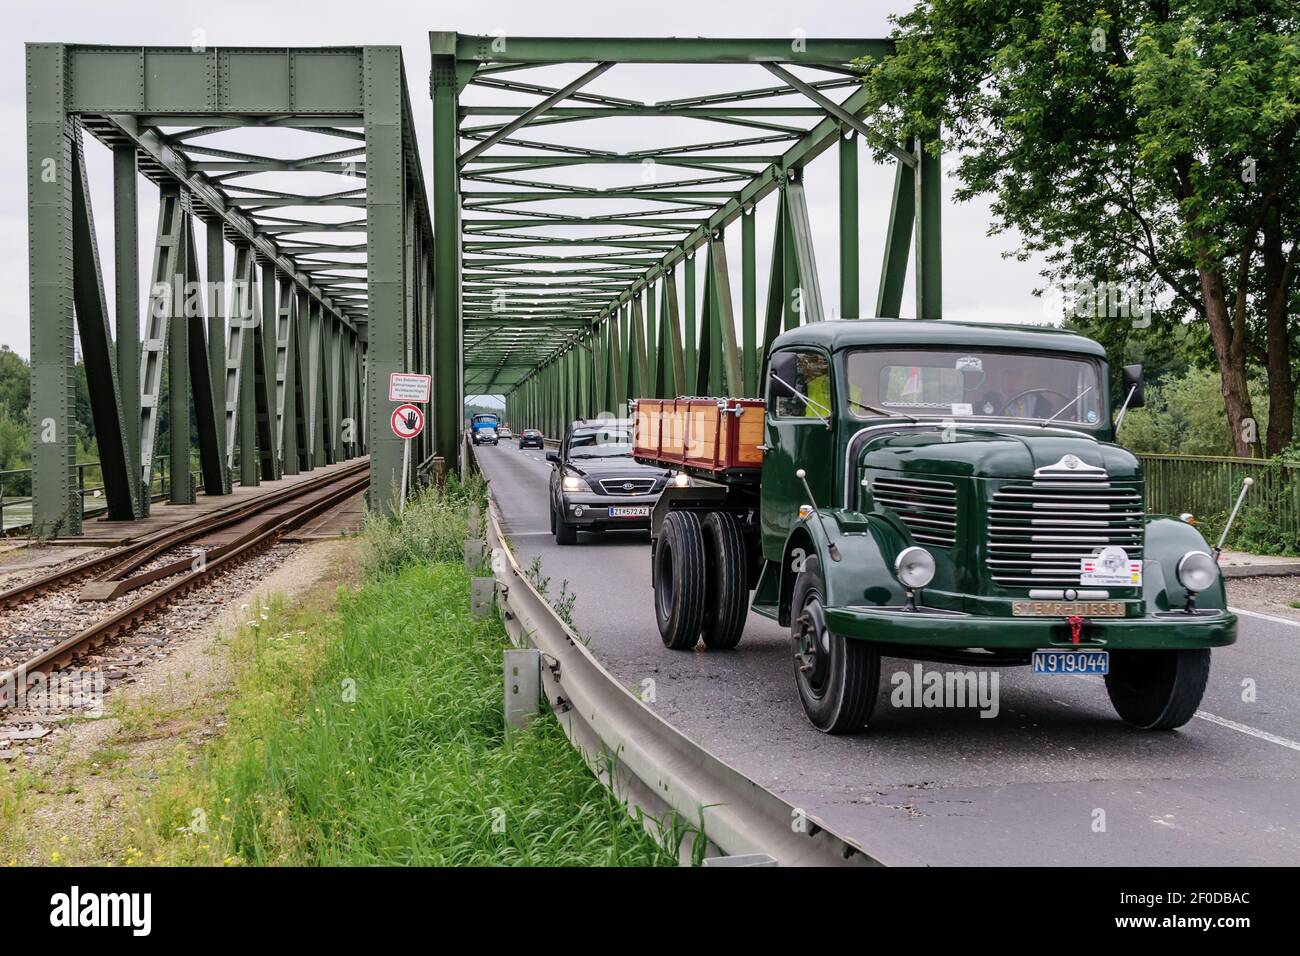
[{"xmin": 476, "ymin": 440, "xmax": 1300, "ymax": 865}]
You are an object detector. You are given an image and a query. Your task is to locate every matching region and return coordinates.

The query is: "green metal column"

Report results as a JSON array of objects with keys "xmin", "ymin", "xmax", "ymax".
[
  {"xmin": 430, "ymin": 40, "xmax": 465, "ymax": 474},
  {"xmin": 237, "ymin": 248, "xmax": 260, "ymax": 488},
  {"xmin": 644, "ymin": 285, "xmax": 658, "ymax": 398},
  {"xmin": 366, "ymin": 46, "xmax": 410, "ymax": 508},
  {"xmin": 255, "ymin": 260, "xmax": 281, "ymax": 480},
  {"xmin": 876, "ymin": 156, "xmax": 915, "ymax": 318},
  {"xmin": 915, "ymin": 136, "xmax": 943, "ymax": 319},
  {"xmin": 113, "ymin": 144, "xmax": 143, "ymax": 512},
  {"xmin": 280, "ymin": 280, "xmax": 300, "ymax": 475},
  {"xmin": 182, "ymin": 215, "xmax": 226, "ymax": 497},
  {"xmin": 839, "ymin": 132, "xmax": 859, "ymax": 319},
  {"xmin": 684, "ymin": 254, "xmax": 697, "ymax": 391},
  {"xmin": 27, "ymin": 43, "xmax": 79, "ymax": 536},
  {"xmin": 204, "ymin": 218, "xmax": 230, "ymax": 493},
  {"xmin": 71, "ymin": 132, "xmax": 139, "ymax": 519},
  {"xmin": 168, "ymin": 208, "xmax": 194, "ymax": 505},
  {"xmin": 742, "ymin": 209, "xmax": 757, "ymax": 396}
]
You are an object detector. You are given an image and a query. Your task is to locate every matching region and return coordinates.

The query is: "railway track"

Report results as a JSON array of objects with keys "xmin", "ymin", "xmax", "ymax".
[{"xmin": 0, "ymin": 461, "xmax": 369, "ymax": 710}]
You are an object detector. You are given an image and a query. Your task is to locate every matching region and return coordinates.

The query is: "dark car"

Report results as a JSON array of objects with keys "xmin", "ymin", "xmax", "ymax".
[
  {"xmin": 519, "ymin": 429, "xmax": 544, "ymax": 449},
  {"xmin": 547, "ymin": 419, "xmax": 686, "ymax": 545}
]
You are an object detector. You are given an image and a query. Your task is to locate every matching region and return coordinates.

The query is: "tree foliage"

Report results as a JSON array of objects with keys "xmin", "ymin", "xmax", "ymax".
[{"xmin": 863, "ymin": 0, "xmax": 1300, "ymax": 455}]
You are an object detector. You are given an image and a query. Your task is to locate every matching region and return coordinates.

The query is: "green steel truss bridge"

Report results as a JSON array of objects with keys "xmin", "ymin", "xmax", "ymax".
[{"xmin": 26, "ymin": 34, "xmax": 941, "ymax": 535}]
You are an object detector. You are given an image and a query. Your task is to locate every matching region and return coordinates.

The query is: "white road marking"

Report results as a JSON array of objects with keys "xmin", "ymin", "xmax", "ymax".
[
  {"xmin": 1229, "ymin": 606, "xmax": 1300, "ymax": 628},
  {"xmin": 1194, "ymin": 711, "xmax": 1300, "ymax": 753}
]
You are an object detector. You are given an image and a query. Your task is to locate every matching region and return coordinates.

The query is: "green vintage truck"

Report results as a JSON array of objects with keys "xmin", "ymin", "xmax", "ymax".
[{"xmin": 635, "ymin": 319, "xmax": 1238, "ymax": 734}]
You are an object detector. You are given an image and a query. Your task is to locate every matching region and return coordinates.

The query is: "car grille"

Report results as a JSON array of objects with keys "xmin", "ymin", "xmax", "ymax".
[
  {"xmin": 597, "ymin": 477, "xmax": 657, "ymax": 496},
  {"xmin": 872, "ymin": 477, "xmax": 958, "ymax": 548},
  {"xmin": 987, "ymin": 475, "xmax": 1144, "ymax": 588}
]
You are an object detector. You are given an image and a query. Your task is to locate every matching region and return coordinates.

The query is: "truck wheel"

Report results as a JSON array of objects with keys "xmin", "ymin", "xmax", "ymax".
[
  {"xmin": 1105, "ymin": 649, "xmax": 1210, "ymax": 730},
  {"xmin": 700, "ymin": 511, "xmax": 748, "ymax": 650},
  {"xmin": 654, "ymin": 510, "xmax": 707, "ymax": 650},
  {"xmin": 555, "ymin": 510, "xmax": 578, "ymax": 546},
  {"xmin": 791, "ymin": 555, "xmax": 879, "ymax": 734}
]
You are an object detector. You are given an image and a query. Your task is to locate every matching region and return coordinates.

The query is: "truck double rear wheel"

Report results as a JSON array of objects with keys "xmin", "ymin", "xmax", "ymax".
[
  {"xmin": 654, "ymin": 511, "xmax": 707, "ymax": 649},
  {"xmin": 792, "ymin": 555, "xmax": 880, "ymax": 734},
  {"xmin": 1104, "ymin": 648, "xmax": 1210, "ymax": 730},
  {"xmin": 699, "ymin": 512, "xmax": 748, "ymax": 649}
]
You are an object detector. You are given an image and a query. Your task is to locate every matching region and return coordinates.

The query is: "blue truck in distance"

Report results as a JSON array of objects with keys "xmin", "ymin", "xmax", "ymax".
[{"xmin": 470, "ymin": 412, "xmax": 500, "ymax": 446}]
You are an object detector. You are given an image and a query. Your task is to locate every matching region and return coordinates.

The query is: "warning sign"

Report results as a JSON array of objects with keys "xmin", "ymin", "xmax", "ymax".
[
  {"xmin": 389, "ymin": 372, "xmax": 432, "ymax": 403},
  {"xmin": 390, "ymin": 403, "xmax": 425, "ymax": 440}
]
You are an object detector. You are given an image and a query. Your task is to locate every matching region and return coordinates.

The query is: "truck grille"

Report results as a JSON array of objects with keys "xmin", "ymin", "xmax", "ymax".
[
  {"xmin": 872, "ymin": 477, "xmax": 957, "ymax": 548},
  {"xmin": 986, "ymin": 477, "xmax": 1143, "ymax": 587},
  {"xmin": 597, "ymin": 477, "xmax": 657, "ymax": 496}
]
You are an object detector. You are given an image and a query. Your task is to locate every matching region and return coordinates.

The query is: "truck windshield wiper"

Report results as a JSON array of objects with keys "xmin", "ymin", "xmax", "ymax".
[
  {"xmin": 1039, "ymin": 385, "xmax": 1094, "ymax": 427},
  {"xmin": 847, "ymin": 398, "xmax": 918, "ymax": 424}
]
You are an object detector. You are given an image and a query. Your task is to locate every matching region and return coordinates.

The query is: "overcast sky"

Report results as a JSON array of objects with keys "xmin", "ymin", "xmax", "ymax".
[{"xmin": 4, "ymin": 0, "xmax": 1054, "ymax": 368}]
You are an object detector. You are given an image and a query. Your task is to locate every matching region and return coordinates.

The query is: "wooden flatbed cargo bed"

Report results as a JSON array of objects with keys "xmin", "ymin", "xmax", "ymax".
[{"xmin": 632, "ymin": 397, "xmax": 764, "ymax": 480}]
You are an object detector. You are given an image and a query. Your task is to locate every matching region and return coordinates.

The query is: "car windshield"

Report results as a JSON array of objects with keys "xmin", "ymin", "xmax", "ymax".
[
  {"xmin": 844, "ymin": 348, "xmax": 1105, "ymax": 426},
  {"xmin": 568, "ymin": 429, "xmax": 632, "ymax": 458}
]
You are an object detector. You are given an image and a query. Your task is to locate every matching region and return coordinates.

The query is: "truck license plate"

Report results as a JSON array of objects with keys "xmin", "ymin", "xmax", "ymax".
[
  {"xmin": 608, "ymin": 506, "xmax": 650, "ymax": 517},
  {"xmin": 1033, "ymin": 650, "xmax": 1109, "ymax": 675}
]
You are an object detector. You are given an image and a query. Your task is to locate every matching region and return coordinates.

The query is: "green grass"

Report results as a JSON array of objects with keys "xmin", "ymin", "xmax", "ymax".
[{"xmin": 135, "ymin": 480, "xmax": 675, "ymax": 867}]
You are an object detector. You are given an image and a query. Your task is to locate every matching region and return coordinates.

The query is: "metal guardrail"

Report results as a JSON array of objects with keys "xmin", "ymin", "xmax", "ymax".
[{"xmin": 471, "ymin": 446, "xmax": 875, "ymax": 866}]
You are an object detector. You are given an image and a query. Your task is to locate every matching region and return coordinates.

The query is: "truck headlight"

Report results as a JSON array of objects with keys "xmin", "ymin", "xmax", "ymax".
[
  {"xmin": 672, "ymin": 472, "xmax": 690, "ymax": 488},
  {"xmin": 894, "ymin": 546, "xmax": 935, "ymax": 589},
  {"xmin": 562, "ymin": 474, "xmax": 591, "ymax": 493},
  {"xmin": 1176, "ymin": 550, "xmax": 1216, "ymax": 594}
]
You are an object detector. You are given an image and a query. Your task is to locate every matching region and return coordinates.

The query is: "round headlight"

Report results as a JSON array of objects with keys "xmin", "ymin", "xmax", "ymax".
[
  {"xmin": 894, "ymin": 546, "xmax": 935, "ymax": 589},
  {"xmin": 672, "ymin": 472, "xmax": 690, "ymax": 488},
  {"xmin": 1176, "ymin": 550, "xmax": 1217, "ymax": 593}
]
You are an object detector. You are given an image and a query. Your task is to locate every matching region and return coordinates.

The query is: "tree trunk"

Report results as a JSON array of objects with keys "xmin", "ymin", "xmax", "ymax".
[
  {"xmin": 1262, "ymin": 212, "xmax": 1296, "ymax": 456},
  {"xmin": 1197, "ymin": 266, "xmax": 1258, "ymax": 457}
]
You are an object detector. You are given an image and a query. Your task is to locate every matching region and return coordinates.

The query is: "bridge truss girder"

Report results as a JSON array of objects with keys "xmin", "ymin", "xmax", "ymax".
[
  {"xmin": 26, "ymin": 44, "xmax": 434, "ymax": 532},
  {"xmin": 423, "ymin": 35, "xmax": 941, "ymax": 440}
]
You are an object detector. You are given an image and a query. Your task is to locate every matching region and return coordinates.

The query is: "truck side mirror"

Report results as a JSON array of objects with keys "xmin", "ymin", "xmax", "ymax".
[
  {"xmin": 545, "ymin": 450, "xmax": 559, "ymax": 463},
  {"xmin": 1121, "ymin": 364, "xmax": 1145, "ymax": 409},
  {"xmin": 768, "ymin": 352, "xmax": 797, "ymax": 399}
]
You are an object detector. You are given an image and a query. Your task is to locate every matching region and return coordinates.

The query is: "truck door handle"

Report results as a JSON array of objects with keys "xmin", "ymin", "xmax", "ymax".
[{"xmin": 756, "ymin": 443, "xmax": 769, "ymax": 451}]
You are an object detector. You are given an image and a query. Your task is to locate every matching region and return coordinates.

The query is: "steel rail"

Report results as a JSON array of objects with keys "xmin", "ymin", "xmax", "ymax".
[
  {"xmin": 477, "ymin": 452, "xmax": 875, "ymax": 866},
  {"xmin": 0, "ymin": 465, "xmax": 369, "ymax": 705},
  {"xmin": 0, "ymin": 461, "xmax": 370, "ymax": 611}
]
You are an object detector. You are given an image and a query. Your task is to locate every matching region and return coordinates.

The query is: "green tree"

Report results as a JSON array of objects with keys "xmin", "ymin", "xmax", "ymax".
[{"xmin": 863, "ymin": 1, "xmax": 1300, "ymax": 455}]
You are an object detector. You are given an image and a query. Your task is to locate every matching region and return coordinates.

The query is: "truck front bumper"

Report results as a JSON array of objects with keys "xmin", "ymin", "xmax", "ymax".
[{"xmin": 822, "ymin": 605, "xmax": 1237, "ymax": 651}]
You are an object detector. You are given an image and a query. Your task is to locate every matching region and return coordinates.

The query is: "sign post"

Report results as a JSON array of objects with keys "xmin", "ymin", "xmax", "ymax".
[{"xmin": 390, "ymin": 403, "xmax": 425, "ymax": 516}]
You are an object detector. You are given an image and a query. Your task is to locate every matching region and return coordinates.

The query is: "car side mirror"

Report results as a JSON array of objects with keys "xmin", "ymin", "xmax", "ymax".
[
  {"xmin": 768, "ymin": 352, "xmax": 798, "ymax": 399},
  {"xmin": 1121, "ymin": 364, "xmax": 1145, "ymax": 409},
  {"xmin": 545, "ymin": 450, "xmax": 559, "ymax": 463}
]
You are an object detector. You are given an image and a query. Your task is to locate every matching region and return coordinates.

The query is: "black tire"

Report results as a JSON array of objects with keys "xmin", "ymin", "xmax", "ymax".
[
  {"xmin": 549, "ymin": 495, "xmax": 556, "ymax": 534},
  {"xmin": 653, "ymin": 510, "xmax": 707, "ymax": 650},
  {"xmin": 791, "ymin": 556, "xmax": 880, "ymax": 734},
  {"xmin": 699, "ymin": 511, "xmax": 748, "ymax": 650},
  {"xmin": 555, "ymin": 508, "xmax": 578, "ymax": 546},
  {"xmin": 1105, "ymin": 648, "xmax": 1210, "ymax": 730}
]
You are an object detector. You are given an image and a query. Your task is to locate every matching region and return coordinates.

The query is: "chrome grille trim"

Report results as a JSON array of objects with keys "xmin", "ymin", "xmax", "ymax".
[
  {"xmin": 987, "ymin": 481, "xmax": 1143, "ymax": 588},
  {"xmin": 596, "ymin": 477, "xmax": 657, "ymax": 496},
  {"xmin": 873, "ymin": 476, "xmax": 957, "ymax": 548}
]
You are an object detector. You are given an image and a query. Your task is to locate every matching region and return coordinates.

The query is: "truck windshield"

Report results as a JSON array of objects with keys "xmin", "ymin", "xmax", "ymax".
[{"xmin": 844, "ymin": 348, "xmax": 1104, "ymax": 426}]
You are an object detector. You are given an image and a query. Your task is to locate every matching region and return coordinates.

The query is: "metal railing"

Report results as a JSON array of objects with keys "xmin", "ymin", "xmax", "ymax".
[
  {"xmin": 0, "ymin": 458, "xmax": 199, "ymax": 534},
  {"xmin": 1136, "ymin": 453, "xmax": 1300, "ymax": 546}
]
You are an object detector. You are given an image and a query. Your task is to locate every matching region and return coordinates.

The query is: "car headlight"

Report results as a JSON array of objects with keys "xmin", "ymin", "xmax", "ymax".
[
  {"xmin": 562, "ymin": 474, "xmax": 591, "ymax": 493},
  {"xmin": 1176, "ymin": 550, "xmax": 1217, "ymax": 593},
  {"xmin": 893, "ymin": 546, "xmax": 935, "ymax": 589},
  {"xmin": 672, "ymin": 472, "xmax": 690, "ymax": 488}
]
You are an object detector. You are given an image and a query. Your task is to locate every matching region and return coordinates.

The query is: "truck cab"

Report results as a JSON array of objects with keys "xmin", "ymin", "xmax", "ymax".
[{"xmin": 641, "ymin": 319, "xmax": 1235, "ymax": 735}]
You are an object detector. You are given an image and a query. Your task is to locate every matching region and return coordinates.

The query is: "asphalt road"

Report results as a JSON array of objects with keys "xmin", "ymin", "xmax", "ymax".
[{"xmin": 476, "ymin": 440, "xmax": 1300, "ymax": 865}]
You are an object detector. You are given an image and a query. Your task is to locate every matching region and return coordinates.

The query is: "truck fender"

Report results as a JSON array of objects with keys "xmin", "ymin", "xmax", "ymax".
[
  {"xmin": 773, "ymin": 511, "xmax": 912, "ymax": 627},
  {"xmin": 1142, "ymin": 515, "xmax": 1229, "ymax": 612}
]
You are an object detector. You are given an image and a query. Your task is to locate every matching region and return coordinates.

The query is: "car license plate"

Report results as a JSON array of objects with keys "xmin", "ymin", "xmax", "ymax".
[
  {"xmin": 608, "ymin": 506, "xmax": 650, "ymax": 518},
  {"xmin": 1032, "ymin": 650, "xmax": 1109, "ymax": 675}
]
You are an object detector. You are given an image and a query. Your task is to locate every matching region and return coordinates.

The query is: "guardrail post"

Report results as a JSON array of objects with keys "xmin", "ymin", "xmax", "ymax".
[
  {"xmin": 471, "ymin": 576, "xmax": 495, "ymax": 620},
  {"xmin": 503, "ymin": 648, "xmax": 541, "ymax": 731}
]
